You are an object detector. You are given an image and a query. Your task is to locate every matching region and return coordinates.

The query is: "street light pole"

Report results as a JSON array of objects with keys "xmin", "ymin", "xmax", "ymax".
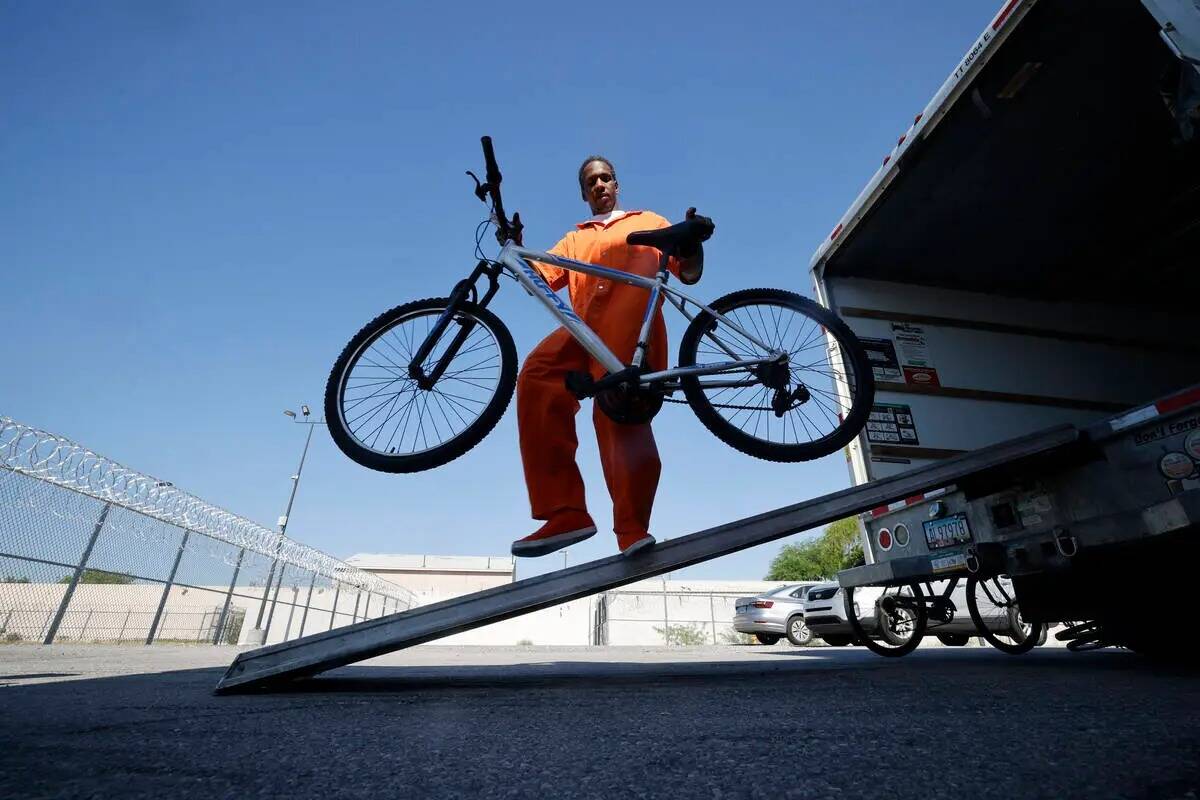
[
  {"xmin": 278, "ymin": 419, "xmax": 315, "ymax": 537},
  {"xmin": 251, "ymin": 405, "xmax": 324, "ymax": 640}
]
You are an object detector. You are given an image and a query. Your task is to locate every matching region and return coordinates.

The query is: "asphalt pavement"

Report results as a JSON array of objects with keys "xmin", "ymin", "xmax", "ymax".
[{"xmin": 1, "ymin": 644, "xmax": 1197, "ymax": 800}]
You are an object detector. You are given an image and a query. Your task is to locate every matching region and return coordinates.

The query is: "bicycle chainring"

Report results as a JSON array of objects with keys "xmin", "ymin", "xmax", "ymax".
[{"xmin": 596, "ymin": 384, "xmax": 664, "ymax": 425}]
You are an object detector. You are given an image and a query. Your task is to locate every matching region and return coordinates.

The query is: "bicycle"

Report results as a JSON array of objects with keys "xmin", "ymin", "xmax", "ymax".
[
  {"xmin": 323, "ymin": 136, "xmax": 876, "ymax": 473},
  {"xmin": 842, "ymin": 573, "xmax": 1046, "ymax": 657}
]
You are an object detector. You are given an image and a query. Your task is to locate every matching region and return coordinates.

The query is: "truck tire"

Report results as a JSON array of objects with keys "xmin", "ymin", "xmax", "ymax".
[
  {"xmin": 755, "ymin": 633, "xmax": 781, "ymax": 645},
  {"xmin": 820, "ymin": 634, "xmax": 853, "ymax": 647}
]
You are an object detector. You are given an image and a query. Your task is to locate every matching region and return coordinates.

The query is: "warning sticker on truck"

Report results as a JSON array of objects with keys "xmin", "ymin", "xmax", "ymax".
[
  {"xmin": 867, "ymin": 404, "xmax": 920, "ymax": 445},
  {"xmin": 891, "ymin": 323, "xmax": 941, "ymax": 386},
  {"xmin": 1132, "ymin": 415, "xmax": 1200, "ymax": 447},
  {"xmin": 892, "ymin": 323, "xmax": 931, "ymax": 366},
  {"xmin": 902, "ymin": 365, "xmax": 941, "ymax": 387},
  {"xmin": 860, "ymin": 337, "xmax": 902, "ymax": 382}
]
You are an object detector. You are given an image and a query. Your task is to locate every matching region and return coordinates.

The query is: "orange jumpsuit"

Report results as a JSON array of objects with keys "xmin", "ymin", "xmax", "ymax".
[{"xmin": 519, "ymin": 210, "xmax": 683, "ymax": 549}]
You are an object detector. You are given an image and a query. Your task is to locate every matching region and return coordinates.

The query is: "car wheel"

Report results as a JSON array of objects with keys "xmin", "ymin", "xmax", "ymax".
[
  {"xmin": 786, "ymin": 616, "xmax": 813, "ymax": 646},
  {"xmin": 820, "ymin": 634, "xmax": 852, "ymax": 647},
  {"xmin": 755, "ymin": 633, "xmax": 781, "ymax": 645},
  {"xmin": 936, "ymin": 633, "xmax": 971, "ymax": 647}
]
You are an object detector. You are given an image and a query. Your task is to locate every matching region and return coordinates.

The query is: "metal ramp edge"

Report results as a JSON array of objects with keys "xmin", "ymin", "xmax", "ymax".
[{"xmin": 215, "ymin": 423, "xmax": 1080, "ymax": 694}]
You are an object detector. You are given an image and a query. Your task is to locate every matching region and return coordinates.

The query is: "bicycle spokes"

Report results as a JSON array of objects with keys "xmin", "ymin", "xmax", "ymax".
[
  {"xmin": 339, "ymin": 308, "xmax": 503, "ymax": 456},
  {"xmin": 971, "ymin": 577, "xmax": 1031, "ymax": 647},
  {"xmin": 693, "ymin": 301, "xmax": 859, "ymax": 447}
]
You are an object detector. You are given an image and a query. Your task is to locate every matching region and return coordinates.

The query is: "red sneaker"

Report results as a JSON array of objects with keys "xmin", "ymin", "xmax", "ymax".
[
  {"xmin": 618, "ymin": 533, "xmax": 656, "ymax": 558},
  {"xmin": 512, "ymin": 510, "xmax": 597, "ymax": 558}
]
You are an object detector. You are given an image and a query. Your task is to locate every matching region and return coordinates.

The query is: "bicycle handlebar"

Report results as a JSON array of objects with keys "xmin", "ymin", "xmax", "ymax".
[
  {"xmin": 481, "ymin": 136, "xmax": 501, "ymax": 186},
  {"xmin": 478, "ymin": 135, "xmax": 515, "ymax": 243}
]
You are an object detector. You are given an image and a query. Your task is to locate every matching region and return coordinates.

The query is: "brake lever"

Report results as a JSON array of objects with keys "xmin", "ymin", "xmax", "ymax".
[
  {"xmin": 510, "ymin": 212, "xmax": 524, "ymax": 246},
  {"xmin": 494, "ymin": 211, "xmax": 524, "ymax": 246},
  {"xmin": 466, "ymin": 171, "xmax": 489, "ymax": 203}
]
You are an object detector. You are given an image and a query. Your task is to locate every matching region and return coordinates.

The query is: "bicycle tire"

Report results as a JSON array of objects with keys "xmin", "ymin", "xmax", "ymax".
[
  {"xmin": 844, "ymin": 584, "xmax": 927, "ymax": 657},
  {"xmin": 677, "ymin": 288, "xmax": 875, "ymax": 462},
  {"xmin": 324, "ymin": 297, "xmax": 517, "ymax": 473},
  {"xmin": 965, "ymin": 575, "xmax": 1043, "ymax": 655}
]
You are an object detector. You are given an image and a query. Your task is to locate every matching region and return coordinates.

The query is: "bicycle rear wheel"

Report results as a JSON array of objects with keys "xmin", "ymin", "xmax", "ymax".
[
  {"xmin": 677, "ymin": 288, "xmax": 874, "ymax": 462},
  {"xmin": 324, "ymin": 297, "xmax": 517, "ymax": 473},
  {"xmin": 965, "ymin": 575, "xmax": 1043, "ymax": 655}
]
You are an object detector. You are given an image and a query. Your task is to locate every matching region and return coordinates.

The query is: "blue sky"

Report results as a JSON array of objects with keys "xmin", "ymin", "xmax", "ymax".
[{"xmin": 2, "ymin": 1, "xmax": 1002, "ymax": 581}]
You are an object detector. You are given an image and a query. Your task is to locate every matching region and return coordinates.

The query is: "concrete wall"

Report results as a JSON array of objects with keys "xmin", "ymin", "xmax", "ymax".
[
  {"xmin": 0, "ymin": 582, "xmax": 404, "ymax": 647},
  {"xmin": 422, "ymin": 579, "xmax": 788, "ymax": 647},
  {"xmin": 0, "ymin": 579, "xmax": 789, "ymax": 648}
]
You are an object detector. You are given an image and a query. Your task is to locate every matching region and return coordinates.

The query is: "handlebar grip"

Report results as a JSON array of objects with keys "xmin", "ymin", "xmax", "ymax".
[{"xmin": 481, "ymin": 136, "xmax": 501, "ymax": 184}]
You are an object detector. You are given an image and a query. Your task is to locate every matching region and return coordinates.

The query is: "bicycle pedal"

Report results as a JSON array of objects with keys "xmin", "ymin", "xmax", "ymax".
[{"xmin": 564, "ymin": 371, "xmax": 596, "ymax": 399}]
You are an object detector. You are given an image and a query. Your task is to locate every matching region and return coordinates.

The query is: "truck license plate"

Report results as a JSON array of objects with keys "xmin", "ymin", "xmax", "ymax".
[{"xmin": 923, "ymin": 513, "xmax": 972, "ymax": 550}]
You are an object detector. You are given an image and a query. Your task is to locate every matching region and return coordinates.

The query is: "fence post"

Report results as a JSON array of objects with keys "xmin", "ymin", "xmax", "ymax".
[
  {"xmin": 213, "ymin": 547, "xmax": 245, "ymax": 645},
  {"xmin": 298, "ymin": 572, "xmax": 317, "ymax": 637},
  {"xmin": 80, "ymin": 609, "xmax": 94, "ymax": 641},
  {"xmin": 146, "ymin": 530, "xmax": 190, "ymax": 645},
  {"xmin": 710, "ymin": 593, "xmax": 717, "ymax": 645},
  {"xmin": 351, "ymin": 591, "xmax": 362, "ymax": 623},
  {"xmin": 283, "ymin": 584, "xmax": 299, "ymax": 641},
  {"xmin": 117, "ymin": 608, "xmax": 132, "ymax": 641},
  {"xmin": 263, "ymin": 565, "xmax": 287, "ymax": 642},
  {"xmin": 363, "ymin": 592, "xmax": 372, "ymax": 620},
  {"xmin": 45, "ymin": 502, "xmax": 111, "ymax": 644},
  {"xmin": 1, "ymin": 609, "xmax": 12, "ymax": 635},
  {"xmin": 328, "ymin": 582, "xmax": 341, "ymax": 631},
  {"xmin": 661, "ymin": 578, "xmax": 670, "ymax": 646},
  {"xmin": 253, "ymin": 553, "xmax": 280, "ymax": 630}
]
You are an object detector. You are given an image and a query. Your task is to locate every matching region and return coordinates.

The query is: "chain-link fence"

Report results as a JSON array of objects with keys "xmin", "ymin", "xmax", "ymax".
[
  {"xmin": 593, "ymin": 586, "xmax": 757, "ymax": 646},
  {"xmin": 0, "ymin": 417, "xmax": 417, "ymax": 647}
]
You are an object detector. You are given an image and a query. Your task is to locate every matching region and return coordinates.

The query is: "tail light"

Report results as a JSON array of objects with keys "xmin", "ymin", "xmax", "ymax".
[
  {"xmin": 877, "ymin": 528, "xmax": 893, "ymax": 551},
  {"xmin": 753, "ymin": 600, "xmax": 774, "ymax": 609}
]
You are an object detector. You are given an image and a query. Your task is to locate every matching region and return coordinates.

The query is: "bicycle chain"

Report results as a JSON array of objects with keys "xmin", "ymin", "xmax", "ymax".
[{"xmin": 662, "ymin": 396, "xmax": 773, "ymax": 412}]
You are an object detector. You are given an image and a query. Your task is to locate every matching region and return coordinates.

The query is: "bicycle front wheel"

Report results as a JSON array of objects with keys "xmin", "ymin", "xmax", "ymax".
[
  {"xmin": 324, "ymin": 297, "xmax": 517, "ymax": 473},
  {"xmin": 844, "ymin": 584, "xmax": 927, "ymax": 657},
  {"xmin": 677, "ymin": 288, "xmax": 874, "ymax": 462}
]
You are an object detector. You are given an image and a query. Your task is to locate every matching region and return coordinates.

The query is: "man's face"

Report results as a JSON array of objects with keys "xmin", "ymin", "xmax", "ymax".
[{"xmin": 581, "ymin": 161, "xmax": 618, "ymax": 215}]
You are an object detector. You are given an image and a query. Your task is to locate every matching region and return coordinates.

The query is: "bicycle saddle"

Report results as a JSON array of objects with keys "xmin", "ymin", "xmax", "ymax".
[{"xmin": 626, "ymin": 215, "xmax": 714, "ymax": 254}]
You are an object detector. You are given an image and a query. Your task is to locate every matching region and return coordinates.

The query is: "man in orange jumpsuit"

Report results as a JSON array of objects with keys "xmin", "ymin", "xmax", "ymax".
[{"xmin": 512, "ymin": 156, "xmax": 705, "ymax": 559}]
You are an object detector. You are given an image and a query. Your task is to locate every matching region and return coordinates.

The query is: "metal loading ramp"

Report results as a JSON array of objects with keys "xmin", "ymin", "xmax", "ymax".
[{"xmin": 215, "ymin": 424, "xmax": 1082, "ymax": 694}]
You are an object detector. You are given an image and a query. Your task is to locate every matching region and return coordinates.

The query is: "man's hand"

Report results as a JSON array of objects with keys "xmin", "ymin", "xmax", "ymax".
[{"xmin": 678, "ymin": 207, "xmax": 712, "ymax": 284}]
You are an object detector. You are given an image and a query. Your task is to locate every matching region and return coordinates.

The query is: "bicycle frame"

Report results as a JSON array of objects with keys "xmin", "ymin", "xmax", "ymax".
[{"xmin": 497, "ymin": 241, "xmax": 781, "ymax": 387}]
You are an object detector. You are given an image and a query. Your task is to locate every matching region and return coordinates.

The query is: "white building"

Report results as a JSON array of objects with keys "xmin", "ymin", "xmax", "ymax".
[
  {"xmin": 343, "ymin": 554, "xmax": 514, "ymax": 604},
  {"xmin": 345, "ymin": 552, "xmax": 786, "ymax": 646}
]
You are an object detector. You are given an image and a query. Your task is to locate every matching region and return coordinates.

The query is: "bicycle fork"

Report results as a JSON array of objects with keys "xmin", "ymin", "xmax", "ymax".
[{"xmin": 408, "ymin": 260, "xmax": 501, "ymax": 390}]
